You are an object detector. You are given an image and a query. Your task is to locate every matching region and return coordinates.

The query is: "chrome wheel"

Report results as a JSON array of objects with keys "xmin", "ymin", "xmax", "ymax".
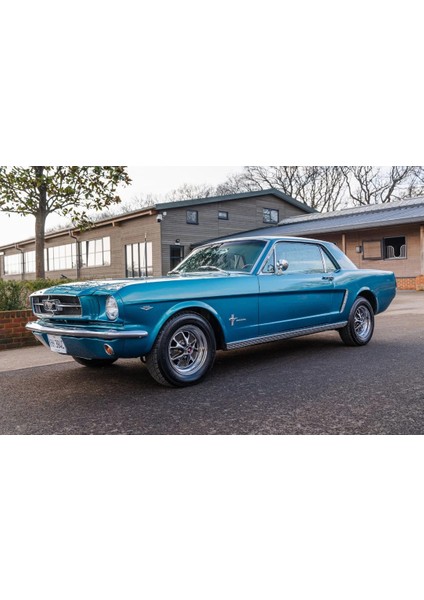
[
  {"xmin": 146, "ymin": 312, "xmax": 216, "ymax": 386},
  {"xmin": 339, "ymin": 297, "xmax": 375, "ymax": 346},
  {"xmin": 168, "ymin": 325, "xmax": 208, "ymax": 376},
  {"xmin": 354, "ymin": 305, "xmax": 372, "ymax": 341}
]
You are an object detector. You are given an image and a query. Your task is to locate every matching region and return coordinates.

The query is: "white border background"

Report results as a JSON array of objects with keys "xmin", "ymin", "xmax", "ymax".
[{"xmin": 1, "ymin": 1, "xmax": 423, "ymax": 599}]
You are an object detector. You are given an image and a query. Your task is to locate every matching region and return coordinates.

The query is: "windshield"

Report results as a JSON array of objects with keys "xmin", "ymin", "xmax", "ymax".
[{"xmin": 171, "ymin": 240, "xmax": 267, "ymax": 274}]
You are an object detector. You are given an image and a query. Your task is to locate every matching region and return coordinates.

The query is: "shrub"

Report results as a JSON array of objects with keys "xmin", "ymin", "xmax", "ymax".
[{"xmin": 0, "ymin": 279, "xmax": 71, "ymax": 311}]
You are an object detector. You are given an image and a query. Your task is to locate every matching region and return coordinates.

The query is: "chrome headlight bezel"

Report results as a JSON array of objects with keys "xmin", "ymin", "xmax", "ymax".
[{"xmin": 105, "ymin": 295, "xmax": 119, "ymax": 321}]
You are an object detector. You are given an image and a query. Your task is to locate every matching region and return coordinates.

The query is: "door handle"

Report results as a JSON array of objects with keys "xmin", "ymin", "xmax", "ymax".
[{"xmin": 322, "ymin": 275, "xmax": 334, "ymax": 281}]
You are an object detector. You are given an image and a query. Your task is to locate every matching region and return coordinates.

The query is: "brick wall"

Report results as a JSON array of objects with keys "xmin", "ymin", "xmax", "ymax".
[
  {"xmin": 396, "ymin": 276, "xmax": 424, "ymax": 290},
  {"xmin": 0, "ymin": 310, "xmax": 38, "ymax": 350}
]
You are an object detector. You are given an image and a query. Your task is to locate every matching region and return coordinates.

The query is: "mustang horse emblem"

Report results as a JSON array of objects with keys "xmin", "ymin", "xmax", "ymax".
[{"xmin": 43, "ymin": 298, "xmax": 63, "ymax": 313}]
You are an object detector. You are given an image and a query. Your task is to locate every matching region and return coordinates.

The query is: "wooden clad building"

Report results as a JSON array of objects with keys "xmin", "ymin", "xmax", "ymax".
[{"xmin": 0, "ymin": 189, "xmax": 313, "ymax": 280}]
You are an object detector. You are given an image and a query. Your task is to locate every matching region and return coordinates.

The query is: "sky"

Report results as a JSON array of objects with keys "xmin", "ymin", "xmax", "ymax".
[{"xmin": 0, "ymin": 166, "xmax": 243, "ymax": 246}]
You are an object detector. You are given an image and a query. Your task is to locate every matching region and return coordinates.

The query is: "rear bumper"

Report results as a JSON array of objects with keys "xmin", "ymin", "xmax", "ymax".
[{"xmin": 26, "ymin": 321, "xmax": 148, "ymax": 340}]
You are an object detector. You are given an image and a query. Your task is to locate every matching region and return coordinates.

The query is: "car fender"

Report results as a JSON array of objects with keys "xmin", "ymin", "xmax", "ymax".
[{"xmin": 148, "ymin": 300, "xmax": 227, "ymax": 348}]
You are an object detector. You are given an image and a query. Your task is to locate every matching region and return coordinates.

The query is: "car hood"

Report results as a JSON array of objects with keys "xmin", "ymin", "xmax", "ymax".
[{"xmin": 32, "ymin": 274, "xmax": 248, "ymax": 297}]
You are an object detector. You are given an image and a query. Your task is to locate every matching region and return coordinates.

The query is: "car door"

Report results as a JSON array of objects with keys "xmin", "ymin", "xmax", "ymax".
[{"xmin": 258, "ymin": 240, "xmax": 340, "ymax": 335}]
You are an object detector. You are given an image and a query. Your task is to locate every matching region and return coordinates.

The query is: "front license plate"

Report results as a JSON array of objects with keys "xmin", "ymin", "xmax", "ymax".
[{"xmin": 47, "ymin": 335, "xmax": 67, "ymax": 354}]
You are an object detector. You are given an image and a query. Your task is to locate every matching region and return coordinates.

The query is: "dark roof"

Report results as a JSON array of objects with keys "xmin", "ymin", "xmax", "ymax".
[
  {"xmin": 156, "ymin": 188, "xmax": 315, "ymax": 214},
  {"xmin": 240, "ymin": 197, "xmax": 424, "ymax": 237}
]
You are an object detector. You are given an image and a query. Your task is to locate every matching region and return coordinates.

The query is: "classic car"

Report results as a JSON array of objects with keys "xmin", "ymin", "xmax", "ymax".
[{"xmin": 26, "ymin": 236, "xmax": 396, "ymax": 387}]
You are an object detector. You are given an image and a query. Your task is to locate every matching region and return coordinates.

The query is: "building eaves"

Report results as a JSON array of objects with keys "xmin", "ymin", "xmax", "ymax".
[
  {"xmin": 0, "ymin": 208, "xmax": 156, "ymax": 251},
  {"xmin": 277, "ymin": 200, "xmax": 424, "ymax": 235},
  {"xmin": 156, "ymin": 188, "xmax": 316, "ymax": 214}
]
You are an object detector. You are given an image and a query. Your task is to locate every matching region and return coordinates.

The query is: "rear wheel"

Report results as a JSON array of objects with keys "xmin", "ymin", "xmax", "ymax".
[
  {"xmin": 73, "ymin": 356, "xmax": 117, "ymax": 368},
  {"xmin": 146, "ymin": 312, "xmax": 216, "ymax": 387},
  {"xmin": 339, "ymin": 297, "xmax": 374, "ymax": 346}
]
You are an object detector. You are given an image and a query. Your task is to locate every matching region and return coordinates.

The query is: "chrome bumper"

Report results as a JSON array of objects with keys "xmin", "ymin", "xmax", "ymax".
[{"xmin": 26, "ymin": 321, "xmax": 148, "ymax": 340}]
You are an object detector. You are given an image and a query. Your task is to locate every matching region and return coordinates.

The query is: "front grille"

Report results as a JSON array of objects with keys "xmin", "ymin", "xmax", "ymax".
[{"xmin": 32, "ymin": 295, "xmax": 82, "ymax": 317}]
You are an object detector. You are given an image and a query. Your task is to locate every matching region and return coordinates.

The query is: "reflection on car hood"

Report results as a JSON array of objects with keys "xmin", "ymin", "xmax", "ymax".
[{"xmin": 32, "ymin": 274, "xmax": 249, "ymax": 296}]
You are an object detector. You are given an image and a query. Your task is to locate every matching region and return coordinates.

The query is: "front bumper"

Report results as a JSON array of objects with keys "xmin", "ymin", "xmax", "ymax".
[
  {"xmin": 26, "ymin": 320, "xmax": 150, "ymax": 359},
  {"xmin": 26, "ymin": 322, "xmax": 148, "ymax": 339}
]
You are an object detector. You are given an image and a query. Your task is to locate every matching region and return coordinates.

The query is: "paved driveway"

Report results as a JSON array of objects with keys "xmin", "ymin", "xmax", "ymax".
[{"xmin": 0, "ymin": 291, "xmax": 423, "ymax": 434}]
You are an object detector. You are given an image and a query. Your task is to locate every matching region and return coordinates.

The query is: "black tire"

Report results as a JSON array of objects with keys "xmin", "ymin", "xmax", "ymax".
[
  {"xmin": 72, "ymin": 356, "xmax": 117, "ymax": 368},
  {"xmin": 146, "ymin": 312, "xmax": 216, "ymax": 387},
  {"xmin": 339, "ymin": 297, "xmax": 374, "ymax": 346}
]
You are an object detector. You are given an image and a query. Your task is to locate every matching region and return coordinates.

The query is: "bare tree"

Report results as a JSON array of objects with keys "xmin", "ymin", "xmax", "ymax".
[
  {"xmin": 216, "ymin": 166, "xmax": 345, "ymax": 211},
  {"xmin": 166, "ymin": 183, "xmax": 216, "ymax": 201},
  {"xmin": 340, "ymin": 166, "xmax": 418, "ymax": 205}
]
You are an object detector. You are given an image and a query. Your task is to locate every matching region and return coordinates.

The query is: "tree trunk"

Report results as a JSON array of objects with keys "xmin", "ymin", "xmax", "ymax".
[{"xmin": 35, "ymin": 167, "xmax": 47, "ymax": 279}]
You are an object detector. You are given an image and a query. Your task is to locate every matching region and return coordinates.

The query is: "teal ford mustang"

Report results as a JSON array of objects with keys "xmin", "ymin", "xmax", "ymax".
[{"xmin": 26, "ymin": 236, "xmax": 396, "ymax": 387}]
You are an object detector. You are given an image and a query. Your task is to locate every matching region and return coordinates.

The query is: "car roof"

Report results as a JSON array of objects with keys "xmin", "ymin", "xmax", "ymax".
[{"xmin": 204, "ymin": 235, "xmax": 327, "ymax": 244}]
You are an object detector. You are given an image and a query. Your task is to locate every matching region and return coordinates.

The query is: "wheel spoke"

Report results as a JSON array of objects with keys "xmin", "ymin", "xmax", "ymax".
[{"xmin": 168, "ymin": 325, "xmax": 208, "ymax": 376}]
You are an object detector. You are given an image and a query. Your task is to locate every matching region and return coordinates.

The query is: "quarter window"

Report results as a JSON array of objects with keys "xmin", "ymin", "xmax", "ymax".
[{"xmin": 263, "ymin": 208, "xmax": 279, "ymax": 224}]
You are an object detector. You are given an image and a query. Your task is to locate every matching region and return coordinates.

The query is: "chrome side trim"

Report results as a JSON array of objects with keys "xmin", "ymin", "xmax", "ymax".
[
  {"xmin": 226, "ymin": 321, "xmax": 348, "ymax": 350},
  {"xmin": 26, "ymin": 322, "xmax": 148, "ymax": 340},
  {"xmin": 340, "ymin": 291, "xmax": 349, "ymax": 313}
]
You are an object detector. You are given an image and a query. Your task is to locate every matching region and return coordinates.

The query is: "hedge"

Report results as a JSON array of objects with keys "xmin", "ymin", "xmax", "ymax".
[{"xmin": 0, "ymin": 279, "xmax": 71, "ymax": 311}]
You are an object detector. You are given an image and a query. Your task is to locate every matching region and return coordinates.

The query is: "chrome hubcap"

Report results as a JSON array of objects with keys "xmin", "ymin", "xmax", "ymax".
[
  {"xmin": 354, "ymin": 305, "xmax": 372, "ymax": 340},
  {"xmin": 168, "ymin": 325, "xmax": 208, "ymax": 375}
]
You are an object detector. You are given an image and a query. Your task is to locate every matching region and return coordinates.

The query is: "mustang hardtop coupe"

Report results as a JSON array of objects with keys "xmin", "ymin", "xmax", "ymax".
[{"xmin": 27, "ymin": 236, "xmax": 396, "ymax": 386}]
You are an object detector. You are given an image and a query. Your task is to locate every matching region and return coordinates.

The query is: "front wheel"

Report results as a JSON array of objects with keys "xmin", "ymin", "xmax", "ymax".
[
  {"xmin": 146, "ymin": 312, "xmax": 216, "ymax": 387},
  {"xmin": 339, "ymin": 297, "xmax": 374, "ymax": 346}
]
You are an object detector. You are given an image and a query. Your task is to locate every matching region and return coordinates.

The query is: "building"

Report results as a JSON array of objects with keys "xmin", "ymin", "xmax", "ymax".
[
  {"xmin": 242, "ymin": 197, "xmax": 424, "ymax": 290},
  {"xmin": 0, "ymin": 189, "xmax": 313, "ymax": 280}
]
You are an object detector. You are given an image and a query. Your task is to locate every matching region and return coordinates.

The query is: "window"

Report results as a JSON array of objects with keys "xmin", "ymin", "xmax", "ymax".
[
  {"xmin": 24, "ymin": 251, "xmax": 36, "ymax": 274},
  {"xmin": 264, "ymin": 242, "xmax": 326, "ymax": 274},
  {"xmin": 263, "ymin": 208, "xmax": 279, "ymax": 224},
  {"xmin": 125, "ymin": 242, "xmax": 153, "ymax": 277},
  {"xmin": 47, "ymin": 243, "xmax": 77, "ymax": 271},
  {"xmin": 363, "ymin": 240, "xmax": 383, "ymax": 260},
  {"xmin": 170, "ymin": 245, "xmax": 184, "ymax": 271},
  {"xmin": 186, "ymin": 210, "xmax": 198, "ymax": 225},
  {"xmin": 80, "ymin": 237, "xmax": 111, "ymax": 268},
  {"xmin": 218, "ymin": 211, "xmax": 228, "ymax": 220},
  {"xmin": 362, "ymin": 237, "xmax": 407, "ymax": 260},
  {"xmin": 4, "ymin": 253, "xmax": 23, "ymax": 275},
  {"xmin": 384, "ymin": 236, "xmax": 406, "ymax": 259}
]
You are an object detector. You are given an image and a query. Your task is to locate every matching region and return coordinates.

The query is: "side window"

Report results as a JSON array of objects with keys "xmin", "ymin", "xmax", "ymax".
[
  {"xmin": 321, "ymin": 249, "xmax": 338, "ymax": 272},
  {"xmin": 275, "ymin": 242, "xmax": 325, "ymax": 274}
]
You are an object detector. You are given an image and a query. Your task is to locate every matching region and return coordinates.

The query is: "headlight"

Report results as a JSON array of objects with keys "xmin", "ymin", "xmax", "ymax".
[{"xmin": 105, "ymin": 296, "xmax": 119, "ymax": 320}]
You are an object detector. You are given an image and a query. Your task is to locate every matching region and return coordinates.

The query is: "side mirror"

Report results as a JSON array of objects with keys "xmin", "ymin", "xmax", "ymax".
[{"xmin": 276, "ymin": 259, "xmax": 289, "ymax": 275}]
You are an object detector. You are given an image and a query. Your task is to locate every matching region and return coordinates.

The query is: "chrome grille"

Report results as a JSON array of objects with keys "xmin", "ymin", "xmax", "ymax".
[{"xmin": 32, "ymin": 295, "xmax": 82, "ymax": 317}]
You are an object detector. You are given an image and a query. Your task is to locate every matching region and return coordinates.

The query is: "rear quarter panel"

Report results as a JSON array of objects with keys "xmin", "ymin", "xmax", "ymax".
[{"xmin": 336, "ymin": 269, "xmax": 396, "ymax": 316}]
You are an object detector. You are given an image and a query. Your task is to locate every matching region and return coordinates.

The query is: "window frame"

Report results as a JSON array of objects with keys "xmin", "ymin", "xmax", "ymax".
[
  {"xmin": 362, "ymin": 239, "xmax": 383, "ymax": 261},
  {"xmin": 383, "ymin": 235, "xmax": 407, "ymax": 260},
  {"xmin": 260, "ymin": 241, "xmax": 338, "ymax": 275},
  {"xmin": 125, "ymin": 241, "xmax": 153, "ymax": 277},
  {"xmin": 262, "ymin": 208, "xmax": 279, "ymax": 224},
  {"xmin": 186, "ymin": 210, "xmax": 199, "ymax": 225},
  {"xmin": 218, "ymin": 210, "xmax": 229, "ymax": 220}
]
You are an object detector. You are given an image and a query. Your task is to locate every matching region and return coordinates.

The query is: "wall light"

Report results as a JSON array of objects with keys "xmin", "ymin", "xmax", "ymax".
[{"xmin": 355, "ymin": 245, "xmax": 363, "ymax": 254}]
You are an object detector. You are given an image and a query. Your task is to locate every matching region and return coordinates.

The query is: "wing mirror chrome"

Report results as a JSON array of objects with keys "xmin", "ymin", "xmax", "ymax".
[{"xmin": 276, "ymin": 259, "xmax": 289, "ymax": 275}]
